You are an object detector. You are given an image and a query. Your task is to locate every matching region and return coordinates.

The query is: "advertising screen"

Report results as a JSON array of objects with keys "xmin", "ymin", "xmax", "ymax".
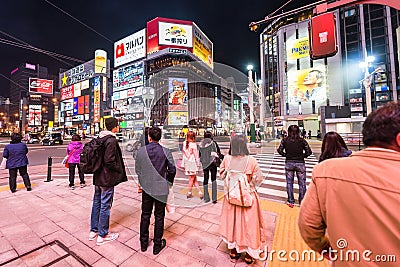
[
  {"xmin": 78, "ymin": 96, "xmax": 85, "ymax": 115},
  {"xmin": 95, "ymin": 50, "xmax": 107, "ymax": 74},
  {"xmin": 114, "ymin": 28, "xmax": 146, "ymax": 67},
  {"xmin": 159, "ymin": 22, "xmax": 193, "ymax": 48},
  {"xmin": 286, "ymin": 37, "xmax": 309, "ymax": 60},
  {"xmin": 73, "ymin": 98, "xmax": 79, "ymax": 115},
  {"xmin": 168, "ymin": 77, "xmax": 188, "ymax": 111},
  {"xmin": 113, "ymin": 99, "xmax": 128, "ymax": 114},
  {"xmin": 113, "ymin": 61, "xmax": 144, "ymax": 92},
  {"xmin": 310, "ymin": 12, "xmax": 338, "ymax": 59},
  {"xmin": 29, "ymin": 78, "xmax": 54, "ymax": 95},
  {"xmin": 168, "ymin": 111, "xmax": 188, "ymax": 125},
  {"xmin": 193, "ymin": 23, "xmax": 213, "ymax": 69},
  {"xmin": 28, "ymin": 105, "xmax": 42, "ymax": 126},
  {"xmin": 287, "ymin": 67, "xmax": 327, "ymax": 104}
]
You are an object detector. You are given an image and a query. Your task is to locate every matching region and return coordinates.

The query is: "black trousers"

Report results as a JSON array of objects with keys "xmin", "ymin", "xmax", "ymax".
[
  {"xmin": 9, "ymin": 165, "xmax": 31, "ymax": 192},
  {"xmin": 203, "ymin": 164, "xmax": 217, "ymax": 202},
  {"xmin": 140, "ymin": 191, "xmax": 167, "ymax": 246},
  {"xmin": 68, "ymin": 163, "xmax": 85, "ymax": 187}
]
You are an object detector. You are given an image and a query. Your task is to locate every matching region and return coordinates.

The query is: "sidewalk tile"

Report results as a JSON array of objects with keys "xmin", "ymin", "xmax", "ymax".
[
  {"xmin": 119, "ymin": 252, "xmax": 165, "ymax": 267},
  {"xmin": 92, "ymin": 257, "xmax": 117, "ymax": 267},
  {"xmin": 20, "ymin": 246, "xmax": 60, "ymax": 267},
  {"xmin": 42, "ymin": 230, "xmax": 79, "ymax": 248},
  {"xmin": 0, "ymin": 249, "xmax": 18, "ymax": 265},
  {"xmin": 166, "ymin": 222, "xmax": 190, "ymax": 235},
  {"xmin": 1, "ymin": 257, "xmax": 27, "ymax": 267},
  {"xmin": 69, "ymin": 241, "xmax": 102, "ymax": 266},
  {"xmin": 29, "ymin": 219, "xmax": 60, "ymax": 237},
  {"xmin": 186, "ymin": 244, "xmax": 236, "ymax": 267},
  {"xmin": 181, "ymin": 228, "xmax": 221, "ymax": 248},
  {"xmin": 9, "ymin": 233, "xmax": 45, "ymax": 255},
  {"xmin": 155, "ymin": 247, "xmax": 206, "ymax": 267},
  {"xmin": 94, "ymin": 241, "xmax": 135, "ymax": 266},
  {"xmin": 0, "ymin": 237, "xmax": 13, "ymax": 254},
  {"xmin": 178, "ymin": 215, "xmax": 213, "ymax": 232},
  {"xmin": 124, "ymin": 233, "xmax": 141, "ymax": 251}
]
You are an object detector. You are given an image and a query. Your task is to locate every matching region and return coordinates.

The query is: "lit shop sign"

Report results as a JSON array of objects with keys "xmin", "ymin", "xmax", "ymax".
[
  {"xmin": 114, "ymin": 28, "xmax": 146, "ymax": 67},
  {"xmin": 25, "ymin": 63, "xmax": 36, "ymax": 70},
  {"xmin": 286, "ymin": 37, "xmax": 309, "ymax": 60},
  {"xmin": 121, "ymin": 112, "xmax": 144, "ymax": 121},
  {"xmin": 60, "ymin": 85, "xmax": 74, "ymax": 100},
  {"xmin": 310, "ymin": 12, "xmax": 338, "ymax": 60},
  {"xmin": 93, "ymin": 77, "xmax": 101, "ymax": 123},
  {"xmin": 193, "ymin": 23, "xmax": 213, "ymax": 69},
  {"xmin": 28, "ymin": 105, "xmax": 42, "ymax": 126},
  {"xmin": 159, "ymin": 22, "xmax": 193, "ymax": 48},
  {"xmin": 10, "ymin": 68, "xmax": 19, "ymax": 75},
  {"xmin": 168, "ymin": 48, "xmax": 187, "ymax": 54},
  {"xmin": 29, "ymin": 78, "xmax": 54, "ymax": 95},
  {"xmin": 113, "ymin": 61, "xmax": 144, "ymax": 92}
]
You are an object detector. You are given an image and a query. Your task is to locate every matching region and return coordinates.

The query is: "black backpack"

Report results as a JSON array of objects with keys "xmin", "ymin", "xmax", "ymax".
[{"xmin": 80, "ymin": 137, "xmax": 106, "ymax": 174}]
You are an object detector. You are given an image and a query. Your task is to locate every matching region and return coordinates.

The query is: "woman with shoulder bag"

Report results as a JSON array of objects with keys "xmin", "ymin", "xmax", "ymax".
[
  {"xmin": 182, "ymin": 131, "xmax": 202, "ymax": 199},
  {"xmin": 199, "ymin": 131, "xmax": 221, "ymax": 203},
  {"xmin": 219, "ymin": 135, "xmax": 267, "ymax": 264}
]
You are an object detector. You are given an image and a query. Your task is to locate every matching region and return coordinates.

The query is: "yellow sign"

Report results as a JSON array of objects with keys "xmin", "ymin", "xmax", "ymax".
[
  {"xmin": 48, "ymin": 121, "xmax": 53, "ymax": 128},
  {"xmin": 286, "ymin": 37, "xmax": 309, "ymax": 60},
  {"xmin": 193, "ymin": 24, "xmax": 213, "ymax": 69},
  {"xmin": 95, "ymin": 50, "xmax": 107, "ymax": 74}
]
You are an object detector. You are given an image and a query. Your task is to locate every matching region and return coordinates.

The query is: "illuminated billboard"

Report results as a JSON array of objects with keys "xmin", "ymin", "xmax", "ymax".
[
  {"xmin": 29, "ymin": 78, "xmax": 54, "ymax": 95},
  {"xmin": 168, "ymin": 77, "xmax": 188, "ymax": 125},
  {"xmin": 28, "ymin": 105, "xmax": 42, "ymax": 126},
  {"xmin": 114, "ymin": 29, "xmax": 146, "ymax": 67},
  {"xmin": 60, "ymin": 85, "xmax": 74, "ymax": 100},
  {"xmin": 286, "ymin": 37, "xmax": 309, "ymax": 60},
  {"xmin": 193, "ymin": 23, "xmax": 213, "ymax": 69},
  {"xmin": 147, "ymin": 17, "xmax": 193, "ymax": 54},
  {"xmin": 113, "ymin": 61, "xmax": 144, "ymax": 92},
  {"xmin": 168, "ymin": 111, "xmax": 188, "ymax": 125},
  {"xmin": 93, "ymin": 77, "xmax": 101, "ymax": 123},
  {"xmin": 310, "ymin": 12, "xmax": 338, "ymax": 60}
]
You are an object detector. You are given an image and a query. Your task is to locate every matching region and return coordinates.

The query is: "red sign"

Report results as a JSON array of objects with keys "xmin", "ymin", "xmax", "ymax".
[
  {"xmin": 29, "ymin": 78, "xmax": 54, "ymax": 95},
  {"xmin": 60, "ymin": 85, "xmax": 74, "ymax": 100},
  {"xmin": 147, "ymin": 17, "xmax": 193, "ymax": 55},
  {"xmin": 115, "ymin": 43, "xmax": 125, "ymax": 58},
  {"xmin": 309, "ymin": 12, "xmax": 338, "ymax": 60},
  {"xmin": 78, "ymin": 96, "xmax": 85, "ymax": 115}
]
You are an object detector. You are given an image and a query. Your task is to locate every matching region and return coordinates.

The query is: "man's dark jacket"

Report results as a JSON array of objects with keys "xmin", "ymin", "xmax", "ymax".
[
  {"xmin": 94, "ymin": 135, "xmax": 127, "ymax": 187},
  {"xmin": 3, "ymin": 142, "xmax": 29, "ymax": 169},
  {"xmin": 135, "ymin": 142, "xmax": 176, "ymax": 196}
]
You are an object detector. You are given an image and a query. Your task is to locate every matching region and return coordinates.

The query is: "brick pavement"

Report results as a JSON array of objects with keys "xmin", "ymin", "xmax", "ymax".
[{"xmin": 0, "ymin": 164, "xmax": 277, "ymax": 267}]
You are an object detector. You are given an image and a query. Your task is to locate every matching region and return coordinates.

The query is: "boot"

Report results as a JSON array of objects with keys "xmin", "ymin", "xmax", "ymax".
[
  {"xmin": 203, "ymin": 184, "xmax": 210, "ymax": 202},
  {"xmin": 212, "ymin": 181, "xmax": 217, "ymax": 203}
]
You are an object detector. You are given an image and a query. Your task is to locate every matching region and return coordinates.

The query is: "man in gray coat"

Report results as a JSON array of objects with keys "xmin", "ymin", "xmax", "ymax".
[{"xmin": 135, "ymin": 126, "xmax": 176, "ymax": 255}]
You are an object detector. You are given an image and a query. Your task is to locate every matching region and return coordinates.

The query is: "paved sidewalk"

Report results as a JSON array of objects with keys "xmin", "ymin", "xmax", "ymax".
[{"xmin": 0, "ymin": 164, "xmax": 277, "ymax": 267}]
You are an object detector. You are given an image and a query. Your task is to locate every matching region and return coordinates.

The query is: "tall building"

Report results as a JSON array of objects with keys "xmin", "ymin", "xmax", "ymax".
[
  {"xmin": 8, "ymin": 63, "xmax": 57, "ymax": 133},
  {"xmin": 260, "ymin": 3, "xmax": 400, "ymax": 135}
]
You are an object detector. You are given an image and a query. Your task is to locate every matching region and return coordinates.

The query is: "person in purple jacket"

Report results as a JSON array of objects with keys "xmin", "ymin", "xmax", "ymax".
[{"xmin": 66, "ymin": 134, "xmax": 85, "ymax": 189}]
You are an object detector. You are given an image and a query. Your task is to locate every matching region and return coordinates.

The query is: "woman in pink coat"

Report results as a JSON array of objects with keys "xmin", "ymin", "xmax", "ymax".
[
  {"xmin": 66, "ymin": 134, "xmax": 85, "ymax": 189},
  {"xmin": 182, "ymin": 131, "xmax": 202, "ymax": 199},
  {"xmin": 219, "ymin": 135, "xmax": 267, "ymax": 264}
]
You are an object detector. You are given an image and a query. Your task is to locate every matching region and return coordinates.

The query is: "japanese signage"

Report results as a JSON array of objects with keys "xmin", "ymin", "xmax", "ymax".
[
  {"xmin": 60, "ymin": 85, "xmax": 74, "ymax": 100},
  {"xmin": 113, "ymin": 61, "xmax": 144, "ymax": 92},
  {"xmin": 193, "ymin": 23, "xmax": 213, "ymax": 69},
  {"xmin": 168, "ymin": 77, "xmax": 188, "ymax": 125},
  {"xmin": 29, "ymin": 78, "xmax": 54, "ymax": 95},
  {"xmin": 159, "ymin": 22, "xmax": 192, "ymax": 47},
  {"xmin": 310, "ymin": 12, "xmax": 338, "ymax": 60},
  {"xmin": 114, "ymin": 28, "xmax": 146, "ymax": 67},
  {"xmin": 286, "ymin": 37, "xmax": 309, "ymax": 60},
  {"xmin": 168, "ymin": 111, "xmax": 188, "ymax": 125},
  {"xmin": 94, "ymin": 77, "xmax": 101, "ymax": 123},
  {"xmin": 95, "ymin": 50, "xmax": 107, "ymax": 74},
  {"xmin": 28, "ymin": 105, "xmax": 42, "ymax": 126}
]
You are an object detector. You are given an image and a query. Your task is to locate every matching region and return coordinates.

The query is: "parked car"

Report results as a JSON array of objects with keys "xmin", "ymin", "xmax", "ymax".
[
  {"xmin": 42, "ymin": 132, "xmax": 63, "ymax": 146},
  {"xmin": 26, "ymin": 133, "xmax": 41, "ymax": 144}
]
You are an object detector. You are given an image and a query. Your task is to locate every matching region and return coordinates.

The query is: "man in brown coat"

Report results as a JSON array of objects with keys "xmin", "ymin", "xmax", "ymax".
[{"xmin": 298, "ymin": 102, "xmax": 400, "ymax": 267}]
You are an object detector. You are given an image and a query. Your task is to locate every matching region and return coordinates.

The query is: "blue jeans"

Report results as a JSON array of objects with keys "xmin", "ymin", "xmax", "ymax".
[
  {"xmin": 285, "ymin": 161, "xmax": 307, "ymax": 205},
  {"xmin": 90, "ymin": 186, "xmax": 114, "ymax": 237}
]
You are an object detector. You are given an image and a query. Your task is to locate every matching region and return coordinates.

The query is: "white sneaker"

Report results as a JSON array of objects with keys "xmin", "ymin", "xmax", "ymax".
[
  {"xmin": 89, "ymin": 231, "xmax": 98, "ymax": 241},
  {"xmin": 96, "ymin": 232, "xmax": 119, "ymax": 245}
]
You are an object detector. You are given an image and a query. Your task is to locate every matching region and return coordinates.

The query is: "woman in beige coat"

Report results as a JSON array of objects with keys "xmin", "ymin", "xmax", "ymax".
[{"xmin": 219, "ymin": 135, "xmax": 267, "ymax": 264}]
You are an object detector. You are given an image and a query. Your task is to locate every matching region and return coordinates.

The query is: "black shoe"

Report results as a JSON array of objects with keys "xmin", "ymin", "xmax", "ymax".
[
  {"xmin": 153, "ymin": 239, "xmax": 166, "ymax": 255},
  {"xmin": 212, "ymin": 201, "xmax": 217, "ymax": 204},
  {"xmin": 27, "ymin": 187, "xmax": 32, "ymax": 191},
  {"xmin": 11, "ymin": 190, "xmax": 16, "ymax": 193},
  {"xmin": 140, "ymin": 242, "xmax": 148, "ymax": 252}
]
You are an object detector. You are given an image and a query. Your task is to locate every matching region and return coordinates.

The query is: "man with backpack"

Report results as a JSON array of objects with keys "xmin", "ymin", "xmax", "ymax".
[
  {"xmin": 135, "ymin": 127, "xmax": 176, "ymax": 255},
  {"xmin": 88, "ymin": 117, "xmax": 127, "ymax": 245}
]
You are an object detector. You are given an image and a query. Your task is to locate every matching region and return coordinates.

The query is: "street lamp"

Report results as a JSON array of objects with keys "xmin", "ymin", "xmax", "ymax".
[
  {"xmin": 247, "ymin": 64, "xmax": 256, "ymax": 142},
  {"xmin": 142, "ymin": 87, "xmax": 155, "ymax": 127}
]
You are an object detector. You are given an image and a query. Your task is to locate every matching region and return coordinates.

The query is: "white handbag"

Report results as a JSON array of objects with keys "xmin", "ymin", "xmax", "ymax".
[{"xmin": 0, "ymin": 157, "xmax": 7, "ymax": 170}]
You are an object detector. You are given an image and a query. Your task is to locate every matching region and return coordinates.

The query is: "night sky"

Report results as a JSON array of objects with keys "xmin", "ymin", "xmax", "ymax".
[{"xmin": 0, "ymin": 0, "xmax": 314, "ymax": 96}]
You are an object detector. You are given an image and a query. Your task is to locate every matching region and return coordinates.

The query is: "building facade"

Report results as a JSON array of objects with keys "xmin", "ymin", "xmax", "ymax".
[{"xmin": 260, "ymin": 4, "xmax": 400, "ymax": 135}]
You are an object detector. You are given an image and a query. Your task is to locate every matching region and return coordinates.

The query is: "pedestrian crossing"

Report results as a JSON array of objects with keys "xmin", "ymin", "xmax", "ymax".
[{"xmin": 124, "ymin": 152, "xmax": 320, "ymax": 205}]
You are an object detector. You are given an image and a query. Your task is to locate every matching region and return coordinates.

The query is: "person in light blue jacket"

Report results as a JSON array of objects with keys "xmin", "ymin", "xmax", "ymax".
[{"xmin": 3, "ymin": 133, "xmax": 31, "ymax": 193}]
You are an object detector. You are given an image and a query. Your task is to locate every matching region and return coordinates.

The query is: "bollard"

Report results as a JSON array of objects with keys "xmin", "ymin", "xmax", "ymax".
[{"xmin": 45, "ymin": 156, "xmax": 53, "ymax": 182}]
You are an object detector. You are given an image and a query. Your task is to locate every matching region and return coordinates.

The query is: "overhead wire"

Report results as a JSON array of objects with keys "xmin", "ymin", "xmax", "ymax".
[{"xmin": 43, "ymin": 0, "xmax": 113, "ymax": 43}]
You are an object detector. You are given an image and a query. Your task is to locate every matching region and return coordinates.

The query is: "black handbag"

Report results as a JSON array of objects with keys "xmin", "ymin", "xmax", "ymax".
[{"xmin": 213, "ymin": 141, "xmax": 224, "ymax": 167}]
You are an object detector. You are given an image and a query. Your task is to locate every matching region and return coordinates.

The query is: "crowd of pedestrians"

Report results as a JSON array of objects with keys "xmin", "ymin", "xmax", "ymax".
[{"xmin": 2, "ymin": 102, "xmax": 400, "ymax": 265}]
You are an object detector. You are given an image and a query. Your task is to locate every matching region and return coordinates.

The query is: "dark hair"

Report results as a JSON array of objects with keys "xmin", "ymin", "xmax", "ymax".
[
  {"xmin": 143, "ymin": 127, "xmax": 150, "ymax": 146},
  {"xmin": 286, "ymin": 125, "xmax": 302, "ymax": 142},
  {"xmin": 320, "ymin": 132, "xmax": 348, "ymax": 161},
  {"xmin": 229, "ymin": 135, "xmax": 249, "ymax": 156},
  {"xmin": 148, "ymin": 127, "xmax": 162, "ymax": 142},
  {"xmin": 204, "ymin": 131, "xmax": 213, "ymax": 139},
  {"xmin": 71, "ymin": 134, "xmax": 81, "ymax": 141},
  {"xmin": 362, "ymin": 102, "xmax": 400, "ymax": 148},
  {"xmin": 186, "ymin": 131, "xmax": 196, "ymax": 149},
  {"xmin": 105, "ymin": 117, "xmax": 119, "ymax": 131},
  {"xmin": 10, "ymin": 133, "xmax": 22, "ymax": 144}
]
